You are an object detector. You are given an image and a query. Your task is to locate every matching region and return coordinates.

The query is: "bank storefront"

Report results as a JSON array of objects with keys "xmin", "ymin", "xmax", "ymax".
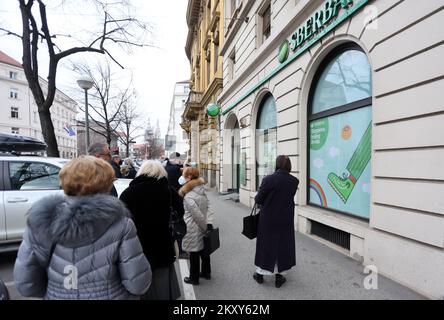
[{"xmin": 218, "ymin": 0, "xmax": 444, "ymax": 299}]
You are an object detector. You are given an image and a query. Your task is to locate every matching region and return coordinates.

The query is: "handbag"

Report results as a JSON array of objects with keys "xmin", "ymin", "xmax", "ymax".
[
  {"xmin": 242, "ymin": 203, "xmax": 260, "ymax": 239},
  {"xmin": 203, "ymin": 227, "xmax": 220, "ymax": 255},
  {"xmin": 169, "ymin": 207, "xmax": 186, "ymax": 241}
]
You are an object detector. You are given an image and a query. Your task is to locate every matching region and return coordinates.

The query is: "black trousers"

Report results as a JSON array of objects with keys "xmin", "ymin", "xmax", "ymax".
[{"xmin": 189, "ymin": 250, "xmax": 211, "ymax": 281}]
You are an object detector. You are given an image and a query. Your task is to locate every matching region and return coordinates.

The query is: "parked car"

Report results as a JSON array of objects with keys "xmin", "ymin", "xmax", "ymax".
[{"xmin": 0, "ymin": 155, "xmax": 130, "ymax": 251}]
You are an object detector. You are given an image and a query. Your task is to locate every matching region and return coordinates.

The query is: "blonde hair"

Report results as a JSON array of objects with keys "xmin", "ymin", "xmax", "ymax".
[
  {"xmin": 59, "ymin": 156, "xmax": 115, "ymax": 196},
  {"xmin": 182, "ymin": 167, "xmax": 200, "ymax": 180},
  {"xmin": 136, "ymin": 160, "xmax": 167, "ymax": 179}
]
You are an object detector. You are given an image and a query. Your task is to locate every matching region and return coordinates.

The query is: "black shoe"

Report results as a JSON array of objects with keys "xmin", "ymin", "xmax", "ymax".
[
  {"xmin": 275, "ymin": 274, "xmax": 286, "ymax": 288},
  {"xmin": 199, "ymin": 272, "xmax": 211, "ymax": 280},
  {"xmin": 183, "ymin": 277, "xmax": 199, "ymax": 285},
  {"xmin": 253, "ymin": 272, "xmax": 264, "ymax": 284}
]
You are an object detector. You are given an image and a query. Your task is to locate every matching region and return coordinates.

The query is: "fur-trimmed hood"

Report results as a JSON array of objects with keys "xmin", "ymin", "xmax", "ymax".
[
  {"xmin": 179, "ymin": 178, "xmax": 206, "ymax": 197},
  {"xmin": 26, "ymin": 193, "xmax": 130, "ymax": 247}
]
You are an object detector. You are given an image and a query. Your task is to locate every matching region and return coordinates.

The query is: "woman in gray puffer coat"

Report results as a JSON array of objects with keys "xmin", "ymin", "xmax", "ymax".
[
  {"xmin": 13, "ymin": 156, "xmax": 152, "ymax": 300},
  {"xmin": 179, "ymin": 167, "xmax": 214, "ymax": 285}
]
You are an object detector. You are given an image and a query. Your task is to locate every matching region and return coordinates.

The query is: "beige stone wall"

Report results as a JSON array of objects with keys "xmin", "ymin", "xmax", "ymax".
[{"xmin": 219, "ymin": 0, "xmax": 444, "ymax": 299}]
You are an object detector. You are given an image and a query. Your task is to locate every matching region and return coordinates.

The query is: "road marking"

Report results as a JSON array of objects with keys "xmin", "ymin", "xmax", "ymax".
[{"xmin": 178, "ymin": 259, "xmax": 196, "ymax": 300}]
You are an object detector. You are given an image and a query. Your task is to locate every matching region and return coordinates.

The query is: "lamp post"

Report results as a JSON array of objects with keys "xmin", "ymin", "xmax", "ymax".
[{"xmin": 77, "ymin": 77, "xmax": 94, "ymax": 153}]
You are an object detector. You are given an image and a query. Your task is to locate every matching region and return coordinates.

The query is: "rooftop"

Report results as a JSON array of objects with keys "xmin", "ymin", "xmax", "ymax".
[{"xmin": 0, "ymin": 50, "xmax": 22, "ymax": 68}]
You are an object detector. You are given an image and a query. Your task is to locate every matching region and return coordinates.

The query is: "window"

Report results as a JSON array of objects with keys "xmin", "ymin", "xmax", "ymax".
[
  {"xmin": 9, "ymin": 71, "xmax": 17, "ymax": 80},
  {"xmin": 11, "ymin": 127, "xmax": 19, "ymax": 134},
  {"xmin": 33, "ymin": 111, "xmax": 38, "ymax": 123},
  {"xmin": 11, "ymin": 107, "xmax": 19, "ymax": 119},
  {"xmin": 230, "ymin": 0, "xmax": 239, "ymax": 17},
  {"xmin": 308, "ymin": 44, "xmax": 372, "ymax": 219},
  {"xmin": 255, "ymin": 94, "xmax": 277, "ymax": 189},
  {"xmin": 261, "ymin": 4, "xmax": 271, "ymax": 43},
  {"xmin": 214, "ymin": 42, "xmax": 219, "ymax": 73},
  {"xmin": 206, "ymin": 47, "xmax": 211, "ymax": 86},
  {"xmin": 228, "ymin": 50, "xmax": 236, "ymax": 81},
  {"xmin": 9, "ymin": 162, "xmax": 61, "ymax": 190},
  {"xmin": 9, "ymin": 88, "xmax": 18, "ymax": 99}
]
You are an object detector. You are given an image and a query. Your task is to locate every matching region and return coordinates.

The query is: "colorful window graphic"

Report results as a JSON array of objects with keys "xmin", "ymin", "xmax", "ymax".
[{"xmin": 308, "ymin": 45, "xmax": 372, "ymax": 219}]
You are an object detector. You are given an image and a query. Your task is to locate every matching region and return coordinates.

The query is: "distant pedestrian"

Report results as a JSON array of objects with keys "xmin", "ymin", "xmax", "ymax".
[
  {"xmin": 165, "ymin": 152, "xmax": 183, "ymax": 191},
  {"xmin": 13, "ymin": 156, "xmax": 152, "ymax": 299},
  {"xmin": 119, "ymin": 160, "xmax": 181, "ymax": 300},
  {"xmin": 253, "ymin": 155, "xmax": 299, "ymax": 288},
  {"xmin": 123, "ymin": 158, "xmax": 137, "ymax": 179},
  {"xmin": 111, "ymin": 154, "xmax": 123, "ymax": 178},
  {"xmin": 88, "ymin": 142, "xmax": 119, "ymax": 196},
  {"xmin": 179, "ymin": 167, "xmax": 214, "ymax": 285},
  {"xmin": 165, "ymin": 152, "xmax": 189, "ymax": 258}
]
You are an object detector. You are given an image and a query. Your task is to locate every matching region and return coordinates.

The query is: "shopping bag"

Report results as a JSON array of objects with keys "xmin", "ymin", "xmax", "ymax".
[
  {"xmin": 242, "ymin": 204, "xmax": 260, "ymax": 239},
  {"xmin": 203, "ymin": 227, "xmax": 220, "ymax": 255}
]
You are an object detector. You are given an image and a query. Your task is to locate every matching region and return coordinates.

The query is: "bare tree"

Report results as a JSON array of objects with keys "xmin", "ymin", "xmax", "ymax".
[
  {"xmin": 116, "ymin": 96, "xmax": 144, "ymax": 158},
  {"xmin": 73, "ymin": 60, "xmax": 130, "ymax": 147},
  {"xmin": 0, "ymin": 0, "xmax": 152, "ymax": 156}
]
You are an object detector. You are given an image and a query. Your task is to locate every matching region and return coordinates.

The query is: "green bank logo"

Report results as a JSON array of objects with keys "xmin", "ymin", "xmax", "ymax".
[{"xmin": 278, "ymin": 40, "xmax": 289, "ymax": 63}]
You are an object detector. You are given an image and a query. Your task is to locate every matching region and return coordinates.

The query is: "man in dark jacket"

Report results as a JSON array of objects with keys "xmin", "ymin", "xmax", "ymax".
[{"xmin": 88, "ymin": 142, "xmax": 118, "ymax": 197}]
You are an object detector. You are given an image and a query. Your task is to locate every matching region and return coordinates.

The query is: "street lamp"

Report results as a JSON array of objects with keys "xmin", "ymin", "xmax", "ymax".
[{"xmin": 77, "ymin": 76, "xmax": 94, "ymax": 153}]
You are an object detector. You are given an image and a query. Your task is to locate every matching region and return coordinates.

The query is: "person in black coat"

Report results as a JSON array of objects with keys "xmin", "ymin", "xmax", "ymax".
[
  {"xmin": 165, "ymin": 152, "xmax": 182, "ymax": 191},
  {"xmin": 120, "ymin": 160, "xmax": 181, "ymax": 300},
  {"xmin": 253, "ymin": 155, "xmax": 299, "ymax": 288}
]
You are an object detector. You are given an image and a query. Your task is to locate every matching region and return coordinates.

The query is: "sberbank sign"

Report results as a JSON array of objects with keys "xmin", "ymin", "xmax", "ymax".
[
  {"xmin": 292, "ymin": 0, "xmax": 353, "ymax": 51},
  {"xmin": 278, "ymin": 0, "xmax": 356, "ymax": 63},
  {"xmin": 223, "ymin": 0, "xmax": 369, "ymax": 116}
]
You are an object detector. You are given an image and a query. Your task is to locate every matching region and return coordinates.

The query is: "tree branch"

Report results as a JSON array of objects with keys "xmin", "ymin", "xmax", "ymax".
[{"xmin": 0, "ymin": 28, "xmax": 23, "ymax": 39}]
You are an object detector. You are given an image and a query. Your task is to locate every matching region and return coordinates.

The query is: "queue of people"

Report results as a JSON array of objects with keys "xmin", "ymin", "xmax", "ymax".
[{"xmin": 13, "ymin": 144, "xmax": 298, "ymax": 299}]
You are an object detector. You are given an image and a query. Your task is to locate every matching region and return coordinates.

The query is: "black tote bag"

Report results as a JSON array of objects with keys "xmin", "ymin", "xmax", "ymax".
[
  {"xmin": 203, "ymin": 227, "xmax": 220, "ymax": 255},
  {"xmin": 242, "ymin": 204, "xmax": 260, "ymax": 239}
]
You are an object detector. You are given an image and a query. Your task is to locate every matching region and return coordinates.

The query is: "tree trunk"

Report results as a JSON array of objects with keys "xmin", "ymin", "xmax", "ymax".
[
  {"xmin": 38, "ymin": 108, "xmax": 59, "ymax": 157},
  {"xmin": 126, "ymin": 124, "xmax": 130, "ymax": 157}
]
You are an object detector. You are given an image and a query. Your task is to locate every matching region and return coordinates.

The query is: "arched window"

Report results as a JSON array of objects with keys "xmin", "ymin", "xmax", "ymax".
[
  {"xmin": 308, "ymin": 44, "xmax": 372, "ymax": 219},
  {"xmin": 256, "ymin": 93, "xmax": 277, "ymax": 189}
]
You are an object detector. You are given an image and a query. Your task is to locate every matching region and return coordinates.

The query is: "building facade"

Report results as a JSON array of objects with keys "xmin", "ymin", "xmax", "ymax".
[
  {"xmin": 76, "ymin": 120, "xmax": 119, "ymax": 156},
  {"xmin": 166, "ymin": 80, "xmax": 191, "ymax": 156},
  {"xmin": 218, "ymin": 0, "xmax": 444, "ymax": 299},
  {"xmin": 0, "ymin": 50, "xmax": 78, "ymax": 158},
  {"xmin": 183, "ymin": 0, "xmax": 225, "ymax": 188}
]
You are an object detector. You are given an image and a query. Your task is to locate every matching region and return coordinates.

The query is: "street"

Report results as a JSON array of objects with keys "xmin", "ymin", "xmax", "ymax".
[{"xmin": 1, "ymin": 189, "xmax": 425, "ymax": 300}]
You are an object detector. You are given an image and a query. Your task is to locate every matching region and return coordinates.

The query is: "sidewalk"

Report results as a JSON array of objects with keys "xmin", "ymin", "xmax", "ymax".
[{"xmin": 188, "ymin": 190, "xmax": 425, "ymax": 300}]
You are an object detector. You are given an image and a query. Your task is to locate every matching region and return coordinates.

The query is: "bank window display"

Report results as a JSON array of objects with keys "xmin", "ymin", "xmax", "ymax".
[
  {"xmin": 308, "ymin": 45, "xmax": 372, "ymax": 219},
  {"xmin": 256, "ymin": 94, "xmax": 277, "ymax": 190}
]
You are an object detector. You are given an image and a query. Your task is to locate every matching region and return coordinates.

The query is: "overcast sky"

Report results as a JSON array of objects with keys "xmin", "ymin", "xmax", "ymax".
[{"xmin": 0, "ymin": 0, "xmax": 190, "ymax": 141}]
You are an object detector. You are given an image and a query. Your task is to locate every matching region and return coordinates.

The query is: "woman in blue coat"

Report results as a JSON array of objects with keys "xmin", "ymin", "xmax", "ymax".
[{"xmin": 253, "ymin": 155, "xmax": 299, "ymax": 288}]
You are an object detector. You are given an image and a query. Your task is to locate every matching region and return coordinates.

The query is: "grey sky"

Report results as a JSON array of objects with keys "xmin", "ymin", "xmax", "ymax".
[{"xmin": 0, "ymin": 0, "xmax": 190, "ymax": 141}]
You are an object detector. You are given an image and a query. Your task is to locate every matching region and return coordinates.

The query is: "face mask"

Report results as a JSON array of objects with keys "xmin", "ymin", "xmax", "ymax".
[{"xmin": 178, "ymin": 176, "xmax": 187, "ymax": 186}]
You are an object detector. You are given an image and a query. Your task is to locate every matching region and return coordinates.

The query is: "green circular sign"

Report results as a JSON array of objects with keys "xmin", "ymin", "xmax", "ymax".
[
  {"xmin": 207, "ymin": 103, "xmax": 220, "ymax": 117},
  {"xmin": 278, "ymin": 40, "xmax": 289, "ymax": 63},
  {"xmin": 310, "ymin": 118, "xmax": 329, "ymax": 150}
]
